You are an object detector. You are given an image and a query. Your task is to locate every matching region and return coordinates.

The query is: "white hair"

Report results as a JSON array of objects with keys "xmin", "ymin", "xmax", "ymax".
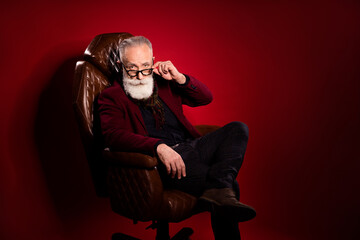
[{"xmin": 119, "ymin": 36, "xmax": 153, "ymax": 63}]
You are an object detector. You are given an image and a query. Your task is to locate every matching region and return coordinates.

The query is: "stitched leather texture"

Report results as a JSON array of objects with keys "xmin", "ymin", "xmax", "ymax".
[
  {"xmin": 107, "ymin": 166, "xmax": 161, "ymax": 220},
  {"xmin": 158, "ymin": 190, "xmax": 198, "ymax": 222},
  {"xmin": 84, "ymin": 33, "xmax": 133, "ymax": 77}
]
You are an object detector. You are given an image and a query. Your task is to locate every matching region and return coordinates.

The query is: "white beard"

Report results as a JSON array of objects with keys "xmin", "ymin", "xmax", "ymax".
[{"xmin": 122, "ymin": 72, "xmax": 154, "ymax": 100}]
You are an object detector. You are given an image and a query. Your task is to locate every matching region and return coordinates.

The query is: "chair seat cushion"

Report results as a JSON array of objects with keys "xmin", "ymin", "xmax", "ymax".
[{"xmin": 158, "ymin": 189, "xmax": 198, "ymax": 222}]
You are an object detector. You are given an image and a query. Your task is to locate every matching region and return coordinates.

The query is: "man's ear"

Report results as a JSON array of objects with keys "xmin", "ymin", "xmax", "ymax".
[{"xmin": 153, "ymin": 56, "xmax": 155, "ymax": 63}]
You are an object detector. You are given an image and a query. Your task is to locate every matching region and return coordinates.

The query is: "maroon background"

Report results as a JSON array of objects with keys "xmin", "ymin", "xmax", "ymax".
[{"xmin": 1, "ymin": 1, "xmax": 359, "ymax": 239}]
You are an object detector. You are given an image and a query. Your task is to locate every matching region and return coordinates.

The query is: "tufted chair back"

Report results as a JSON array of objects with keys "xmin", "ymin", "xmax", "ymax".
[{"xmin": 73, "ymin": 33, "xmax": 133, "ymax": 196}]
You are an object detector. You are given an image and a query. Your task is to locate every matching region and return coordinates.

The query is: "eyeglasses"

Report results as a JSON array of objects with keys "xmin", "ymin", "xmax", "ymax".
[{"xmin": 123, "ymin": 65, "xmax": 153, "ymax": 77}]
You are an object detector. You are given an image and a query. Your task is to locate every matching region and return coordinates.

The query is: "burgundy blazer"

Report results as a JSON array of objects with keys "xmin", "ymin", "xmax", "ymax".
[{"xmin": 97, "ymin": 74, "xmax": 213, "ymax": 156}]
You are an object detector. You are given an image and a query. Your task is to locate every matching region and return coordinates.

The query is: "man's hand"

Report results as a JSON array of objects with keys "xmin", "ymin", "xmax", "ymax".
[
  {"xmin": 156, "ymin": 143, "xmax": 186, "ymax": 179},
  {"xmin": 153, "ymin": 61, "xmax": 186, "ymax": 84}
]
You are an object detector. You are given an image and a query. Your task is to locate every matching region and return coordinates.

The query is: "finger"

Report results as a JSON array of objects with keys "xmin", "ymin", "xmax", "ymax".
[
  {"xmin": 166, "ymin": 163, "xmax": 171, "ymax": 175},
  {"xmin": 163, "ymin": 64, "xmax": 174, "ymax": 79},
  {"xmin": 166, "ymin": 64, "xmax": 178, "ymax": 78},
  {"xmin": 176, "ymin": 158, "xmax": 186, "ymax": 179},
  {"xmin": 170, "ymin": 162, "xmax": 177, "ymax": 178},
  {"xmin": 175, "ymin": 160, "xmax": 182, "ymax": 179},
  {"xmin": 181, "ymin": 161, "xmax": 186, "ymax": 178},
  {"xmin": 153, "ymin": 67, "xmax": 160, "ymax": 75},
  {"xmin": 163, "ymin": 63, "xmax": 170, "ymax": 74},
  {"xmin": 159, "ymin": 63, "xmax": 165, "ymax": 75},
  {"xmin": 153, "ymin": 61, "xmax": 161, "ymax": 68},
  {"xmin": 168, "ymin": 64, "xmax": 176, "ymax": 74}
]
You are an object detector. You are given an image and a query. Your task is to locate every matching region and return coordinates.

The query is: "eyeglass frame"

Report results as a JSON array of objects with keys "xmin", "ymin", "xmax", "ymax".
[{"xmin": 122, "ymin": 61, "xmax": 154, "ymax": 78}]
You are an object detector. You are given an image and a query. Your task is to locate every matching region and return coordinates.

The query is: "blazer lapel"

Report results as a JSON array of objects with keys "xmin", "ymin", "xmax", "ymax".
[
  {"xmin": 158, "ymin": 81, "xmax": 183, "ymax": 121},
  {"xmin": 130, "ymin": 100, "xmax": 147, "ymax": 132}
]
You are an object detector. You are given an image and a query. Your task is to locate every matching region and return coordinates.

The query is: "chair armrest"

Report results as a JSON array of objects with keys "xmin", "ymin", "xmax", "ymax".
[
  {"xmin": 103, "ymin": 150, "xmax": 158, "ymax": 169},
  {"xmin": 195, "ymin": 124, "xmax": 221, "ymax": 136}
]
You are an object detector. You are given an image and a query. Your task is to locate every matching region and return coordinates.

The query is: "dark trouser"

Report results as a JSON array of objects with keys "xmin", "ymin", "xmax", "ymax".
[{"xmin": 158, "ymin": 121, "xmax": 249, "ymax": 240}]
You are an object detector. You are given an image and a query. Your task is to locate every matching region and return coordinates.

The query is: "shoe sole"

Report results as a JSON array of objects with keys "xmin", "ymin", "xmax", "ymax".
[
  {"xmin": 198, "ymin": 196, "xmax": 256, "ymax": 222},
  {"xmin": 214, "ymin": 204, "xmax": 256, "ymax": 222}
]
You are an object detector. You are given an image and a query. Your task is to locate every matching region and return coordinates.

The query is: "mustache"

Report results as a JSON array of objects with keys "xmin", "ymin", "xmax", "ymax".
[{"xmin": 123, "ymin": 75, "xmax": 153, "ymax": 86}]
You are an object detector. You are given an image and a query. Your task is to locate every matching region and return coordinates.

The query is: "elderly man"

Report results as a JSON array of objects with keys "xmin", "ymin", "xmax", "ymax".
[{"xmin": 98, "ymin": 36, "xmax": 255, "ymax": 239}]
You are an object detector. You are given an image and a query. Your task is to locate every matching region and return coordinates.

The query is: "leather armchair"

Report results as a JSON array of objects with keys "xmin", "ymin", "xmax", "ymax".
[{"xmin": 73, "ymin": 33, "xmax": 219, "ymax": 239}]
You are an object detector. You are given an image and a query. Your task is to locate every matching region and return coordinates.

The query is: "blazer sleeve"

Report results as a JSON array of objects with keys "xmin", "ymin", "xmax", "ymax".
[
  {"xmin": 97, "ymin": 89, "xmax": 161, "ymax": 156},
  {"xmin": 174, "ymin": 74, "xmax": 213, "ymax": 107}
]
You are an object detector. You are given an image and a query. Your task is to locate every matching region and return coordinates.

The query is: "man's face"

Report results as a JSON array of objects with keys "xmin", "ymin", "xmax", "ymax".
[
  {"xmin": 121, "ymin": 44, "xmax": 154, "ymax": 100},
  {"xmin": 122, "ymin": 44, "xmax": 153, "ymax": 80}
]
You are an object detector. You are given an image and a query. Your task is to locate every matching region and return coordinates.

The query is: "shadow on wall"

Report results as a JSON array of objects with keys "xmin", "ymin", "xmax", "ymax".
[
  {"xmin": 33, "ymin": 55, "xmax": 99, "ymax": 221},
  {"xmin": 8, "ymin": 41, "xmax": 109, "ymax": 227}
]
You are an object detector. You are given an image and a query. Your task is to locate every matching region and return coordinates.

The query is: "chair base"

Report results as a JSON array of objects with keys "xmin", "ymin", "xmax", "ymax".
[
  {"xmin": 111, "ymin": 221, "xmax": 194, "ymax": 240},
  {"xmin": 170, "ymin": 227, "xmax": 194, "ymax": 240},
  {"xmin": 112, "ymin": 233, "xmax": 140, "ymax": 240}
]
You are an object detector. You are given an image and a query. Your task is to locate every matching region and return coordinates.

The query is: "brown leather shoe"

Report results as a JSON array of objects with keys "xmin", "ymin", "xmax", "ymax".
[{"xmin": 199, "ymin": 188, "xmax": 256, "ymax": 222}]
